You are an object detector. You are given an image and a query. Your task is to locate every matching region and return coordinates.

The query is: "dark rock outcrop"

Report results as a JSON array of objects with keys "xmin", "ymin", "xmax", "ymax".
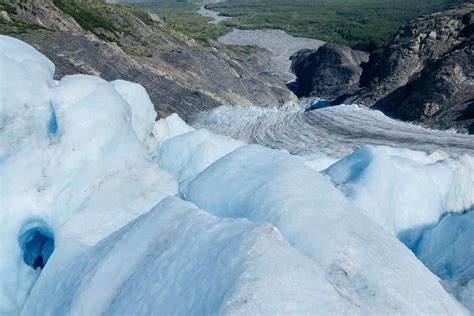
[
  {"xmin": 373, "ymin": 42, "xmax": 474, "ymax": 133},
  {"xmin": 290, "ymin": 4, "xmax": 474, "ymax": 133},
  {"xmin": 1, "ymin": 0, "xmax": 295, "ymax": 120},
  {"xmin": 289, "ymin": 43, "xmax": 369, "ymax": 99},
  {"xmin": 358, "ymin": 5, "xmax": 472, "ymax": 105}
]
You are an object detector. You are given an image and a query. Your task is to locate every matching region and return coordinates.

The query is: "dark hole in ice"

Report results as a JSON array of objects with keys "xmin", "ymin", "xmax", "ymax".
[
  {"xmin": 19, "ymin": 226, "xmax": 54, "ymax": 270},
  {"xmin": 48, "ymin": 104, "xmax": 58, "ymax": 136}
]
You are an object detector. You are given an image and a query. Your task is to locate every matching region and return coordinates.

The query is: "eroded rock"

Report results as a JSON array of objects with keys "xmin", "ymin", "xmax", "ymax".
[
  {"xmin": 290, "ymin": 4, "xmax": 474, "ymax": 133},
  {"xmin": 289, "ymin": 43, "xmax": 369, "ymax": 99}
]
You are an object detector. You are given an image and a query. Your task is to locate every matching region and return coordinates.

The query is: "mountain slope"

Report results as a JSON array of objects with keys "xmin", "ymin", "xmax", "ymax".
[
  {"xmin": 289, "ymin": 4, "xmax": 474, "ymax": 133},
  {"xmin": 0, "ymin": 0, "xmax": 294, "ymax": 120}
]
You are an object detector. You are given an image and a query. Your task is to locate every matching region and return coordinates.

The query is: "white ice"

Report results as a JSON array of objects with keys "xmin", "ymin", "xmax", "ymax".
[
  {"xmin": 0, "ymin": 35, "xmax": 177, "ymax": 314},
  {"xmin": 1, "ymin": 34, "xmax": 472, "ymax": 315},
  {"xmin": 297, "ymin": 152, "xmax": 339, "ymax": 171},
  {"xmin": 22, "ymin": 197, "xmax": 358, "ymax": 315},
  {"xmin": 324, "ymin": 145, "xmax": 474, "ymax": 247},
  {"xmin": 183, "ymin": 144, "xmax": 465, "ymax": 314},
  {"xmin": 153, "ymin": 113, "xmax": 195, "ymax": 144},
  {"xmin": 192, "ymin": 103, "xmax": 474, "ymax": 157},
  {"xmin": 158, "ymin": 128, "xmax": 245, "ymax": 185}
]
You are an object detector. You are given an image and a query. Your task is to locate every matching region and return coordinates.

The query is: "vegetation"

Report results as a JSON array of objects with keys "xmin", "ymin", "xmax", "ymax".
[
  {"xmin": 207, "ymin": 0, "xmax": 470, "ymax": 51},
  {"xmin": 0, "ymin": 1, "xmax": 16, "ymax": 15},
  {"xmin": 129, "ymin": 0, "xmax": 470, "ymax": 50},
  {"xmin": 0, "ymin": 19, "xmax": 43, "ymax": 35},
  {"xmin": 0, "ymin": 1, "xmax": 43, "ymax": 35},
  {"xmin": 50, "ymin": 1, "xmax": 156, "ymax": 55},
  {"xmin": 132, "ymin": 1, "xmax": 230, "ymax": 43},
  {"xmin": 2, "ymin": 0, "xmax": 469, "ymax": 50},
  {"xmin": 52, "ymin": 0, "xmax": 121, "ymax": 41}
]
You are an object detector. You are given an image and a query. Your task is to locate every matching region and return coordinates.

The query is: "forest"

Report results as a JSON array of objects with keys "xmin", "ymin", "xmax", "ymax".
[{"xmin": 207, "ymin": 0, "xmax": 471, "ymax": 50}]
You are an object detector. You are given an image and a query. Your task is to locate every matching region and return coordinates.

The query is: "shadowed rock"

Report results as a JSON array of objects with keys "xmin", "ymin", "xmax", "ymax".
[
  {"xmin": 289, "ymin": 43, "xmax": 369, "ymax": 99},
  {"xmin": 3, "ymin": 0, "xmax": 295, "ymax": 120},
  {"xmin": 290, "ymin": 4, "xmax": 474, "ymax": 133}
]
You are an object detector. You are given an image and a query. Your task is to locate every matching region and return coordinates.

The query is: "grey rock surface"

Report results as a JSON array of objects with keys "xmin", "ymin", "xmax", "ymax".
[
  {"xmin": 374, "ymin": 42, "xmax": 474, "ymax": 133},
  {"xmin": 289, "ymin": 4, "xmax": 474, "ymax": 133},
  {"xmin": 365, "ymin": 4, "xmax": 474, "ymax": 133},
  {"xmin": 289, "ymin": 43, "xmax": 369, "ymax": 99},
  {"xmin": 358, "ymin": 5, "xmax": 472, "ymax": 104},
  {"xmin": 2, "ymin": 0, "xmax": 295, "ymax": 120}
]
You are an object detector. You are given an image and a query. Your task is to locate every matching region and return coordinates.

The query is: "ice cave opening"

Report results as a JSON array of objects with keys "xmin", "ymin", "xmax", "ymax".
[{"xmin": 19, "ymin": 224, "xmax": 55, "ymax": 270}]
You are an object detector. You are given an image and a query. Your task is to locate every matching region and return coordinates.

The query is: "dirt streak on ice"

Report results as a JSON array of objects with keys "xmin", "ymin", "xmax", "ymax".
[{"xmin": 192, "ymin": 103, "xmax": 474, "ymax": 157}]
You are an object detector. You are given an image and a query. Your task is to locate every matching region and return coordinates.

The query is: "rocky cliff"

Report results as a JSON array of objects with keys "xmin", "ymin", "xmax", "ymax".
[
  {"xmin": 0, "ymin": 0, "xmax": 294, "ymax": 120},
  {"xmin": 290, "ymin": 44, "xmax": 369, "ymax": 99},
  {"xmin": 290, "ymin": 4, "xmax": 474, "ymax": 133}
]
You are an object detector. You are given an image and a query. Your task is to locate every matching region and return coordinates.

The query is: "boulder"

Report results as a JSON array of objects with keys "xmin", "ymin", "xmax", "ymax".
[
  {"xmin": 289, "ymin": 43, "xmax": 369, "ymax": 99},
  {"xmin": 374, "ymin": 42, "xmax": 474, "ymax": 133}
]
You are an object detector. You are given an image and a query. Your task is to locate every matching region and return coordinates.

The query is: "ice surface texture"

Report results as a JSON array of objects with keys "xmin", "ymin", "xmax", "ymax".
[
  {"xmin": 23, "ymin": 197, "xmax": 357, "ymax": 315},
  {"xmin": 158, "ymin": 128, "xmax": 245, "ymax": 185},
  {"xmin": 1, "ymin": 35, "xmax": 472, "ymax": 315},
  {"xmin": 325, "ymin": 145, "xmax": 474, "ymax": 247},
  {"xmin": 416, "ymin": 212, "xmax": 474, "ymax": 312},
  {"xmin": 192, "ymin": 102, "xmax": 474, "ymax": 157},
  {"xmin": 0, "ymin": 35, "xmax": 177, "ymax": 314},
  {"xmin": 183, "ymin": 145, "xmax": 466, "ymax": 314}
]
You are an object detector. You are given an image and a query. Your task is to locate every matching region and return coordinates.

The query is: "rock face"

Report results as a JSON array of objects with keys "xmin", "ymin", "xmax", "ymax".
[
  {"xmin": 359, "ymin": 5, "xmax": 472, "ymax": 103},
  {"xmin": 362, "ymin": 4, "xmax": 474, "ymax": 133},
  {"xmin": 1, "ymin": 0, "xmax": 294, "ymax": 120},
  {"xmin": 290, "ymin": 4, "xmax": 474, "ymax": 133},
  {"xmin": 373, "ymin": 42, "xmax": 474, "ymax": 133},
  {"xmin": 289, "ymin": 43, "xmax": 369, "ymax": 99}
]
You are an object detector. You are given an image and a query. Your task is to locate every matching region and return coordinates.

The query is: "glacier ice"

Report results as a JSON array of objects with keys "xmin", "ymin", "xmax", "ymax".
[
  {"xmin": 415, "ymin": 211, "xmax": 474, "ymax": 312},
  {"xmin": 444, "ymin": 279, "xmax": 474, "ymax": 313},
  {"xmin": 0, "ymin": 35, "xmax": 177, "ymax": 314},
  {"xmin": 110, "ymin": 79, "xmax": 157, "ymax": 144},
  {"xmin": 22, "ymin": 197, "xmax": 358, "ymax": 315},
  {"xmin": 416, "ymin": 212, "xmax": 474, "ymax": 280},
  {"xmin": 19, "ymin": 224, "xmax": 55, "ymax": 270},
  {"xmin": 183, "ymin": 144, "xmax": 465, "ymax": 314},
  {"xmin": 158, "ymin": 128, "xmax": 245, "ymax": 185},
  {"xmin": 192, "ymin": 103, "xmax": 474, "ymax": 157},
  {"xmin": 324, "ymin": 145, "xmax": 474, "ymax": 247},
  {"xmin": 153, "ymin": 112, "xmax": 195, "ymax": 144},
  {"xmin": 1, "ymin": 34, "xmax": 473, "ymax": 315},
  {"xmin": 297, "ymin": 152, "xmax": 339, "ymax": 171},
  {"xmin": 322, "ymin": 145, "xmax": 473, "ymax": 312}
]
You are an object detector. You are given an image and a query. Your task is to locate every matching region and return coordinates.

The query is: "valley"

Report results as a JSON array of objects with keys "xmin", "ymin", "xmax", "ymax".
[
  {"xmin": 206, "ymin": 0, "xmax": 470, "ymax": 51},
  {"xmin": 0, "ymin": 0, "xmax": 473, "ymax": 315}
]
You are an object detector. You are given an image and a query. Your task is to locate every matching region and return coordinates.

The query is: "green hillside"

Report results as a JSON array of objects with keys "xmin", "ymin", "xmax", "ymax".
[
  {"xmin": 207, "ymin": 0, "xmax": 471, "ymax": 51},
  {"xmin": 133, "ymin": 0, "xmax": 230, "ymax": 43}
]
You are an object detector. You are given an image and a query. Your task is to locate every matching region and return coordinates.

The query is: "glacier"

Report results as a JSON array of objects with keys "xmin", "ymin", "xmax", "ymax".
[
  {"xmin": 415, "ymin": 211, "xmax": 474, "ymax": 312},
  {"xmin": 324, "ymin": 145, "xmax": 474, "ymax": 247},
  {"xmin": 191, "ymin": 101, "xmax": 474, "ymax": 157},
  {"xmin": 182, "ymin": 144, "xmax": 470, "ymax": 314},
  {"xmin": 22, "ymin": 197, "xmax": 357, "ymax": 315},
  {"xmin": 158, "ymin": 128, "xmax": 245, "ymax": 185},
  {"xmin": 0, "ymin": 35, "xmax": 178, "ymax": 313},
  {"xmin": 1, "ymin": 34, "xmax": 473, "ymax": 315}
]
